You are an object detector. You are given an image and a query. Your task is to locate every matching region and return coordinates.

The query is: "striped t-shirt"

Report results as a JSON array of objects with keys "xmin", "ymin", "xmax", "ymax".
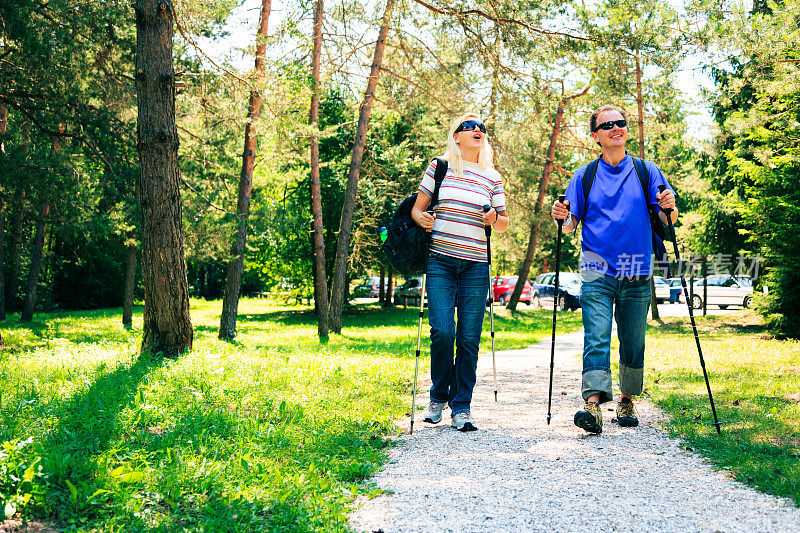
[{"xmin": 418, "ymin": 159, "xmax": 506, "ymax": 262}]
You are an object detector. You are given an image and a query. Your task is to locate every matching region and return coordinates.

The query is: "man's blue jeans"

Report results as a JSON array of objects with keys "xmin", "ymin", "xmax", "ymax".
[
  {"xmin": 426, "ymin": 252, "xmax": 489, "ymax": 415},
  {"xmin": 579, "ymin": 273, "xmax": 651, "ymax": 404}
]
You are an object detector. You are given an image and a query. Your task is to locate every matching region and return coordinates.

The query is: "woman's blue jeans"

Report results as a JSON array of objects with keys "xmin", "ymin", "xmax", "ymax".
[
  {"xmin": 426, "ymin": 252, "xmax": 489, "ymax": 415},
  {"xmin": 578, "ymin": 273, "xmax": 652, "ymax": 404}
]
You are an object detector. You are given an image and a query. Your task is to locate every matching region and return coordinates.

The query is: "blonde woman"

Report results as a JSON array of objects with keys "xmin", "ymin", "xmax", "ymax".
[{"xmin": 410, "ymin": 112, "xmax": 508, "ymax": 431}]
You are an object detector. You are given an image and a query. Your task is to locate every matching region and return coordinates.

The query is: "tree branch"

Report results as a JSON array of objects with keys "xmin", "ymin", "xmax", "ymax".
[
  {"xmin": 180, "ymin": 177, "xmax": 231, "ymax": 214},
  {"xmin": 7, "ymin": 103, "xmax": 117, "ymax": 176},
  {"xmin": 378, "ymin": 66, "xmax": 457, "ymax": 114},
  {"xmin": 410, "ymin": 0, "xmax": 593, "ymax": 42},
  {"xmin": 173, "ymin": 13, "xmax": 251, "ymax": 88}
]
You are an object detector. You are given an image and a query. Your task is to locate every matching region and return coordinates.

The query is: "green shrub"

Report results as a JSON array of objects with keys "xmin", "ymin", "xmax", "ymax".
[{"xmin": 0, "ymin": 438, "xmax": 49, "ymax": 520}]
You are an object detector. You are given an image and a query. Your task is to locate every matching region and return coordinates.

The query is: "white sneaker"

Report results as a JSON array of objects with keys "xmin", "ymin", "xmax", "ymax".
[
  {"xmin": 451, "ymin": 411, "xmax": 477, "ymax": 432},
  {"xmin": 423, "ymin": 401, "xmax": 445, "ymax": 424}
]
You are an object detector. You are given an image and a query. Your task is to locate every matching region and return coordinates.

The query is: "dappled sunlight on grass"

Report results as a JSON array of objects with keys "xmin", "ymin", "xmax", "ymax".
[
  {"xmin": 1, "ymin": 307, "xmax": 142, "ymax": 354},
  {"xmin": 0, "ymin": 298, "xmax": 577, "ymax": 530},
  {"xmin": 639, "ymin": 310, "xmax": 800, "ymax": 504}
]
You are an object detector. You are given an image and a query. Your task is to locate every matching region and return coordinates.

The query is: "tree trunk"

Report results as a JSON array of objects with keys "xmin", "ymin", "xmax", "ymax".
[
  {"xmin": 135, "ymin": 0, "xmax": 193, "ymax": 356},
  {"xmin": 7, "ymin": 191, "xmax": 26, "ymax": 313},
  {"xmin": 8, "ymin": 121, "xmax": 31, "ymax": 312},
  {"xmin": 195, "ymin": 264, "xmax": 203, "ymax": 297},
  {"xmin": 508, "ymin": 103, "xmax": 565, "ymax": 312},
  {"xmin": 42, "ymin": 229, "xmax": 55, "ymax": 312},
  {"xmin": 21, "ymin": 202, "xmax": 49, "ymax": 322},
  {"xmin": 383, "ymin": 267, "xmax": 393, "ymax": 307},
  {"xmin": 0, "ymin": 103, "xmax": 6, "ymax": 154},
  {"xmin": 309, "ymin": 0, "xmax": 329, "ymax": 339},
  {"xmin": 20, "ymin": 124, "xmax": 63, "ymax": 322},
  {"xmin": 123, "ymin": 244, "xmax": 138, "ymax": 327},
  {"xmin": 219, "ymin": 0, "xmax": 272, "ymax": 340},
  {"xmin": 378, "ymin": 264, "xmax": 385, "ymax": 303},
  {"xmin": 0, "ymin": 105, "xmax": 5, "ymax": 319},
  {"xmin": 328, "ymin": 0, "xmax": 395, "ymax": 333},
  {"xmin": 635, "ymin": 55, "xmax": 645, "ymax": 161},
  {"xmin": 0, "ymin": 196, "xmax": 5, "ymax": 321},
  {"xmin": 636, "ymin": 53, "xmax": 660, "ymax": 320}
]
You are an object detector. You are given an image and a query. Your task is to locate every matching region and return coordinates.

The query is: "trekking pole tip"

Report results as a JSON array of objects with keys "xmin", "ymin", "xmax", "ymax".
[
  {"xmin": 714, "ymin": 422, "xmax": 722, "ymax": 434},
  {"xmin": 494, "ymin": 390, "xmax": 498, "ymax": 402},
  {"xmin": 546, "ymin": 414, "xmax": 551, "ymax": 425}
]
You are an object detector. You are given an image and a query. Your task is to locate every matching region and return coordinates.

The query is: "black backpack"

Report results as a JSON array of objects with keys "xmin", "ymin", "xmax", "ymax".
[
  {"xmin": 581, "ymin": 156, "xmax": 671, "ymax": 275},
  {"xmin": 382, "ymin": 158, "xmax": 448, "ymax": 276}
]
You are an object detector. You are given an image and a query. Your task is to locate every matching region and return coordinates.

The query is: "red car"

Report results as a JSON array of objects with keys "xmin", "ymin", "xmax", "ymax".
[{"xmin": 492, "ymin": 275, "xmax": 533, "ymax": 305}]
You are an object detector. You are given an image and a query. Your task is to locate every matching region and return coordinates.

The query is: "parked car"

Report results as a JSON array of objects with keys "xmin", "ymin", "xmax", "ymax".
[
  {"xmin": 652, "ymin": 276, "xmax": 670, "ymax": 303},
  {"xmin": 394, "ymin": 277, "xmax": 425, "ymax": 306},
  {"xmin": 665, "ymin": 277, "xmax": 682, "ymax": 288},
  {"xmin": 688, "ymin": 275, "xmax": 754, "ymax": 309},
  {"xmin": 492, "ymin": 275, "xmax": 533, "ymax": 305},
  {"xmin": 532, "ymin": 272, "xmax": 581, "ymax": 311},
  {"xmin": 665, "ymin": 277, "xmax": 687, "ymax": 303},
  {"xmin": 653, "ymin": 276, "xmax": 680, "ymax": 303},
  {"xmin": 353, "ymin": 276, "xmax": 386, "ymax": 298},
  {"xmin": 393, "ymin": 275, "xmax": 534, "ymax": 308}
]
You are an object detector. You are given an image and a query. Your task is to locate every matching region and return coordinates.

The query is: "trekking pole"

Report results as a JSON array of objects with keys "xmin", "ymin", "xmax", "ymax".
[
  {"xmin": 658, "ymin": 185, "xmax": 722, "ymax": 434},
  {"xmin": 410, "ymin": 211, "xmax": 434, "ymax": 435},
  {"xmin": 547, "ymin": 194, "xmax": 567, "ymax": 425},
  {"xmin": 482, "ymin": 205, "xmax": 498, "ymax": 402}
]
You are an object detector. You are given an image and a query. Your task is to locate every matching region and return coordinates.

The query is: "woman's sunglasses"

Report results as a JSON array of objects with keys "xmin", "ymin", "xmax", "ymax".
[
  {"xmin": 593, "ymin": 119, "xmax": 627, "ymax": 132},
  {"xmin": 456, "ymin": 120, "xmax": 487, "ymax": 134}
]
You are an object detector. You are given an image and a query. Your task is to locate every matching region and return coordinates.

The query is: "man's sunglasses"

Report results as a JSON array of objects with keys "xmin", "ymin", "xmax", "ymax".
[
  {"xmin": 593, "ymin": 119, "xmax": 627, "ymax": 132},
  {"xmin": 456, "ymin": 120, "xmax": 487, "ymax": 134}
]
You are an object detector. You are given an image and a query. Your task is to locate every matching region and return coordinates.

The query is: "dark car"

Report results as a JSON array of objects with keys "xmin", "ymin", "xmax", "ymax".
[
  {"xmin": 532, "ymin": 272, "xmax": 581, "ymax": 311},
  {"xmin": 492, "ymin": 275, "xmax": 532, "ymax": 305},
  {"xmin": 394, "ymin": 277, "xmax": 425, "ymax": 306},
  {"xmin": 353, "ymin": 276, "xmax": 386, "ymax": 298}
]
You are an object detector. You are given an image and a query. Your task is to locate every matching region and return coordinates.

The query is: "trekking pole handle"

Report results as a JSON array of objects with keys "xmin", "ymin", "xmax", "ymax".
[
  {"xmin": 482, "ymin": 204, "xmax": 493, "ymax": 237},
  {"xmin": 657, "ymin": 185, "xmax": 671, "ymax": 216},
  {"xmin": 556, "ymin": 194, "xmax": 567, "ymax": 227},
  {"xmin": 425, "ymin": 210, "xmax": 434, "ymax": 233}
]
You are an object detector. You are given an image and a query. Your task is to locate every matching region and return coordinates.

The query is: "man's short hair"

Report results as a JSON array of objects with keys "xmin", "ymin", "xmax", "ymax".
[{"xmin": 589, "ymin": 105, "xmax": 628, "ymax": 133}]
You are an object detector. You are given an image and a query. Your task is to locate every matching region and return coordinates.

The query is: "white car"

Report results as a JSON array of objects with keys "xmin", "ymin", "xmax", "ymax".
[
  {"xmin": 688, "ymin": 275, "xmax": 754, "ymax": 309},
  {"xmin": 653, "ymin": 276, "xmax": 671, "ymax": 303}
]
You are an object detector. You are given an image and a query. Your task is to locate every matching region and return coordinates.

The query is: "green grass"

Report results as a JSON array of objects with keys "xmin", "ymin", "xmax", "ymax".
[
  {"xmin": 637, "ymin": 310, "xmax": 800, "ymax": 505},
  {"xmin": 0, "ymin": 299, "xmax": 580, "ymax": 531}
]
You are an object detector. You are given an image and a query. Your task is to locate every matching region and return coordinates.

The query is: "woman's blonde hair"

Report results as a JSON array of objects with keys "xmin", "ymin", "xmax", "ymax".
[{"xmin": 442, "ymin": 112, "xmax": 494, "ymax": 178}]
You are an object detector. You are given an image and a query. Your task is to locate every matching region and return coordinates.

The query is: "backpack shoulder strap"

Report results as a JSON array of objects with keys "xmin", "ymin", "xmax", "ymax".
[
  {"xmin": 581, "ymin": 158, "xmax": 600, "ymax": 204},
  {"xmin": 630, "ymin": 156, "xmax": 651, "ymax": 207},
  {"xmin": 632, "ymin": 156, "xmax": 671, "ymax": 243},
  {"xmin": 579, "ymin": 157, "xmax": 601, "ymax": 222},
  {"xmin": 430, "ymin": 158, "xmax": 448, "ymax": 207}
]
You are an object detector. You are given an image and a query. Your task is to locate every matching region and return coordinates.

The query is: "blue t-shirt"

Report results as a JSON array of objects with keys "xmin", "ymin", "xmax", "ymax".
[{"xmin": 564, "ymin": 155, "xmax": 673, "ymax": 278}]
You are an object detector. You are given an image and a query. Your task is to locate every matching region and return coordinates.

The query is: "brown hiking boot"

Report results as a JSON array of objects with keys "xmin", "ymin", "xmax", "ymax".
[
  {"xmin": 616, "ymin": 397, "xmax": 639, "ymax": 427},
  {"xmin": 574, "ymin": 401, "xmax": 602, "ymax": 433}
]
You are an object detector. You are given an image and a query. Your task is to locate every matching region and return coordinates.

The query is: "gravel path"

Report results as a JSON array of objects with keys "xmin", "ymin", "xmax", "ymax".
[{"xmin": 350, "ymin": 329, "xmax": 800, "ymax": 533}]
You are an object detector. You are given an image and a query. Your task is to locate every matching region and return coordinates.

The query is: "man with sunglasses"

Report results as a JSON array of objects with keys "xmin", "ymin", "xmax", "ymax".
[{"xmin": 550, "ymin": 105, "xmax": 677, "ymax": 434}]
